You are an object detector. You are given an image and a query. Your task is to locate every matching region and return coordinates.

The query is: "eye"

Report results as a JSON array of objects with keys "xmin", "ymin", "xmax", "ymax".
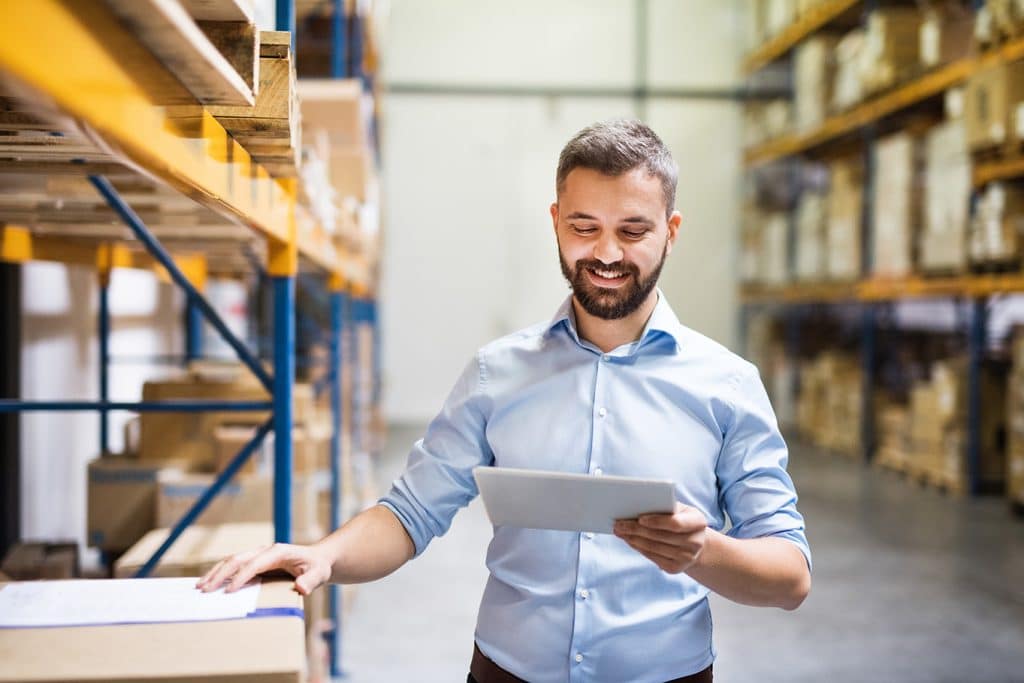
[
  {"xmin": 570, "ymin": 224, "xmax": 597, "ymax": 235},
  {"xmin": 622, "ymin": 229, "xmax": 648, "ymax": 239}
]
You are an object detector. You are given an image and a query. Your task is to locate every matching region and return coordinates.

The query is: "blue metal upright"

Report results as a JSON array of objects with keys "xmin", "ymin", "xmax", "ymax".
[
  {"xmin": 328, "ymin": 285, "xmax": 346, "ymax": 677},
  {"xmin": 276, "ymin": 0, "xmax": 295, "ymax": 42},
  {"xmin": 966, "ymin": 299, "xmax": 987, "ymax": 496},
  {"xmin": 98, "ymin": 271, "xmax": 111, "ymax": 453},
  {"xmin": 273, "ymin": 275, "xmax": 295, "ymax": 544},
  {"xmin": 859, "ymin": 123, "xmax": 878, "ymax": 463},
  {"xmin": 331, "ymin": 0, "xmax": 347, "ymax": 78},
  {"xmin": 185, "ymin": 297, "xmax": 203, "ymax": 363}
]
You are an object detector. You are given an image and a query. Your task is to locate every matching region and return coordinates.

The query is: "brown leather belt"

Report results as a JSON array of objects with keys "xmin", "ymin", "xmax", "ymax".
[{"xmin": 470, "ymin": 643, "xmax": 713, "ymax": 683}]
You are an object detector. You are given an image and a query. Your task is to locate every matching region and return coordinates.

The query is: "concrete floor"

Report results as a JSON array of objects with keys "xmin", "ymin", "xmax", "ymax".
[{"xmin": 339, "ymin": 424, "xmax": 1024, "ymax": 683}]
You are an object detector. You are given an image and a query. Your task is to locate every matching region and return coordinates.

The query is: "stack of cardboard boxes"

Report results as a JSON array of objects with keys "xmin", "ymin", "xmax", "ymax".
[
  {"xmin": 872, "ymin": 131, "xmax": 922, "ymax": 278},
  {"xmin": 794, "ymin": 36, "xmax": 839, "ymax": 131},
  {"xmin": 922, "ymin": 106, "xmax": 971, "ymax": 273},
  {"xmin": 907, "ymin": 358, "xmax": 1006, "ymax": 493},
  {"xmin": 795, "ymin": 191, "xmax": 828, "ymax": 281},
  {"xmin": 826, "ymin": 157, "xmax": 864, "ymax": 280},
  {"xmin": 875, "ymin": 401, "xmax": 911, "ymax": 472},
  {"xmin": 859, "ymin": 9, "xmax": 924, "ymax": 96},
  {"xmin": 797, "ymin": 352, "xmax": 863, "ymax": 457},
  {"xmin": 969, "ymin": 182, "xmax": 1024, "ymax": 267}
]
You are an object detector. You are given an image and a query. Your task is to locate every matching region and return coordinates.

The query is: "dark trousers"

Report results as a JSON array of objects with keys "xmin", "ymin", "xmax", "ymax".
[{"xmin": 468, "ymin": 643, "xmax": 713, "ymax": 683}]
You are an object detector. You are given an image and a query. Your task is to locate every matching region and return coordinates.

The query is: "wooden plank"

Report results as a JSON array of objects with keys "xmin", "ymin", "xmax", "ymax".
[
  {"xmin": 103, "ymin": 0, "xmax": 254, "ymax": 107},
  {"xmin": 180, "ymin": 0, "xmax": 254, "ymax": 23},
  {"xmin": 198, "ymin": 21, "xmax": 259, "ymax": 94},
  {"xmin": 259, "ymin": 30, "xmax": 291, "ymax": 59},
  {"xmin": 743, "ymin": 0, "xmax": 861, "ymax": 74}
]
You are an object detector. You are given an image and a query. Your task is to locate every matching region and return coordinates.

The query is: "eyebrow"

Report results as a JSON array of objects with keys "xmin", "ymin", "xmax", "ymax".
[{"xmin": 565, "ymin": 212, "xmax": 655, "ymax": 227}]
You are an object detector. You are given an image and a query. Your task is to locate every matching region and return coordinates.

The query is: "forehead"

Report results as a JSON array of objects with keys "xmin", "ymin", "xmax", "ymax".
[{"xmin": 560, "ymin": 167, "xmax": 663, "ymax": 218}]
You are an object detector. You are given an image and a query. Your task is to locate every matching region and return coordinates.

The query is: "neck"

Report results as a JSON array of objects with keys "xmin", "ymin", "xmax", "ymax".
[{"xmin": 572, "ymin": 290, "xmax": 659, "ymax": 353}]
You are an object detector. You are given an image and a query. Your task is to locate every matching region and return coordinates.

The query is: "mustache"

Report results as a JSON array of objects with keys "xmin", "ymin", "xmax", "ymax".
[{"xmin": 573, "ymin": 259, "xmax": 640, "ymax": 277}]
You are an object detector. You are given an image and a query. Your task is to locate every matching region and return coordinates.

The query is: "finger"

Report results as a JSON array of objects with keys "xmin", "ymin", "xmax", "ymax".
[
  {"xmin": 638, "ymin": 507, "xmax": 706, "ymax": 533},
  {"xmin": 615, "ymin": 521, "xmax": 692, "ymax": 547},
  {"xmin": 225, "ymin": 544, "xmax": 290, "ymax": 593},
  {"xmin": 619, "ymin": 532, "xmax": 693, "ymax": 561},
  {"xmin": 202, "ymin": 547, "xmax": 266, "ymax": 592},
  {"xmin": 197, "ymin": 559, "xmax": 226, "ymax": 589},
  {"xmin": 294, "ymin": 566, "xmax": 326, "ymax": 596}
]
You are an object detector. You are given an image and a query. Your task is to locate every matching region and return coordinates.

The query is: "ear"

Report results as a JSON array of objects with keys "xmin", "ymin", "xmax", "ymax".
[
  {"xmin": 550, "ymin": 202, "xmax": 559, "ymax": 233},
  {"xmin": 665, "ymin": 210, "xmax": 682, "ymax": 255}
]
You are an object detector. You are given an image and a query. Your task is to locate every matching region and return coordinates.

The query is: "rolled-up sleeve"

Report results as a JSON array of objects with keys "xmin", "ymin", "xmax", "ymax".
[
  {"xmin": 716, "ymin": 364, "xmax": 812, "ymax": 570},
  {"xmin": 379, "ymin": 352, "xmax": 493, "ymax": 556}
]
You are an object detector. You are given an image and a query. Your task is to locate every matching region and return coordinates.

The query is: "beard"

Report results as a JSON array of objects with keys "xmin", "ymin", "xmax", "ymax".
[{"xmin": 559, "ymin": 243, "xmax": 667, "ymax": 320}]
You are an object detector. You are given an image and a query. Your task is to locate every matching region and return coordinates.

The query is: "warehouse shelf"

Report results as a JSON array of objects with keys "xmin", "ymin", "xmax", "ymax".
[
  {"xmin": 0, "ymin": 1, "xmax": 376, "ymax": 677},
  {"xmin": 743, "ymin": 274, "xmax": 1024, "ymax": 305},
  {"xmin": 744, "ymin": 36, "xmax": 1024, "ymax": 168},
  {"xmin": 743, "ymin": 0, "xmax": 862, "ymax": 75},
  {"xmin": 973, "ymin": 155, "xmax": 1024, "ymax": 187}
]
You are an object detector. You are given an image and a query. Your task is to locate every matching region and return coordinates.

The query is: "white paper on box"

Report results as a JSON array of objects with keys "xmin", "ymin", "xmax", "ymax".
[{"xmin": 0, "ymin": 577, "xmax": 260, "ymax": 628}]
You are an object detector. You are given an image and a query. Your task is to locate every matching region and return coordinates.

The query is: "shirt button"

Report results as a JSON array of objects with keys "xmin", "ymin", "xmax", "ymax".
[
  {"xmin": 579, "ymin": 589, "xmax": 590, "ymax": 599},
  {"xmin": 575, "ymin": 654, "xmax": 584, "ymax": 663},
  {"xmin": 594, "ymin": 467, "xmax": 603, "ymax": 476},
  {"xmin": 584, "ymin": 532, "xmax": 595, "ymax": 540},
  {"xmin": 598, "ymin": 407, "xmax": 607, "ymax": 418},
  {"xmin": 601, "ymin": 354, "xmax": 610, "ymax": 362}
]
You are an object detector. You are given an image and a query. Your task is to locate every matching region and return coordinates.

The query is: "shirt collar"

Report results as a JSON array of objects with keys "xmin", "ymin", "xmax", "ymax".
[{"xmin": 545, "ymin": 289, "xmax": 683, "ymax": 350}]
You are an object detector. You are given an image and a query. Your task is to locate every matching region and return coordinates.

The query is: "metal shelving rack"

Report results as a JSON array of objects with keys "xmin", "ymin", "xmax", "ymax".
[
  {"xmin": 0, "ymin": 0, "xmax": 378, "ymax": 677},
  {"xmin": 739, "ymin": 1, "xmax": 1024, "ymax": 496}
]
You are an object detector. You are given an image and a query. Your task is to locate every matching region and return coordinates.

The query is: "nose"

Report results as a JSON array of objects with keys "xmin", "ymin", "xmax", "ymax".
[{"xmin": 593, "ymin": 232, "xmax": 623, "ymax": 265}]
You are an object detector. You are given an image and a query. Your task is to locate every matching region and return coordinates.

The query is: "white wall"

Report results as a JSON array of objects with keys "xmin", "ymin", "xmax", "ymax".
[
  {"xmin": 380, "ymin": 0, "xmax": 744, "ymax": 423},
  {"xmin": 19, "ymin": 264, "xmax": 183, "ymax": 557}
]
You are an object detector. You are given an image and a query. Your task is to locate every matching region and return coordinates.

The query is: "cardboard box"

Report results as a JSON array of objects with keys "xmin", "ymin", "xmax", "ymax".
[
  {"xmin": 920, "ymin": 5, "xmax": 974, "ymax": 68},
  {"xmin": 214, "ymin": 421, "xmax": 333, "ymax": 476},
  {"xmin": 922, "ymin": 120, "xmax": 970, "ymax": 272},
  {"xmin": 87, "ymin": 457, "xmax": 189, "ymax": 552},
  {"xmin": 831, "ymin": 29, "xmax": 865, "ymax": 113},
  {"xmin": 1, "ymin": 542, "xmax": 78, "ymax": 580},
  {"xmin": 0, "ymin": 579, "xmax": 305, "ymax": 683},
  {"xmin": 970, "ymin": 181, "xmax": 1024, "ymax": 265},
  {"xmin": 860, "ymin": 8, "xmax": 923, "ymax": 95},
  {"xmin": 795, "ymin": 192, "xmax": 827, "ymax": 281},
  {"xmin": 826, "ymin": 157, "xmax": 863, "ymax": 280},
  {"xmin": 872, "ymin": 132, "xmax": 920, "ymax": 278},
  {"xmin": 113, "ymin": 522, "xmax": 273, "ymax": 578},
  {"xmin": 795, "ymin": 35, "xmax": 839, "ymax": 130},
  {"xmin": 139, "ymin": 373, "xmax": 315, "ymax": 468},
  {"xmin": 296, "ymin": 78, "xmax": 367, "ymax": 150},
  {"xmin": 964, "ymin": 60, "xmax": 1024, "ymax": 151},
  {"xmin": 156, "ymin": 471, "xmax": 322, "ymax": 534}
]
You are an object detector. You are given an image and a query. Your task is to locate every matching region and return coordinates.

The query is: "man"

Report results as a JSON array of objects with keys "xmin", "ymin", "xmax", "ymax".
[{"xmin": 199, "ymin": 119, "xmax": 811, "ymax": 683}]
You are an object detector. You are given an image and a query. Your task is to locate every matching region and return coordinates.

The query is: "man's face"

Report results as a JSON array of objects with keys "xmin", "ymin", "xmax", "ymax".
[{"xmin": 551, "ymin": 167, "xmax": 681, "ymax": 320}]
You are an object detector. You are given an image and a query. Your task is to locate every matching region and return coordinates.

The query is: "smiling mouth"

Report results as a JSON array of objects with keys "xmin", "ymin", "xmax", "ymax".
[{"xmin": 586, "ymin": 267, "xmax": 631, "ymax": 287}]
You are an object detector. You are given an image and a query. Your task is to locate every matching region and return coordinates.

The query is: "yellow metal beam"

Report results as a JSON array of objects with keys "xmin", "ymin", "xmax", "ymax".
[
  {"xmin": 0, "ymin": 225, "xmax": 208, "ymax": 288},
  {"xmin": 0, "ymin": 1, "xmax": 338, "ymax": 277},
  {"xmin": 743, "ymin": 0, "xmax": 861, "ymax": 75}
]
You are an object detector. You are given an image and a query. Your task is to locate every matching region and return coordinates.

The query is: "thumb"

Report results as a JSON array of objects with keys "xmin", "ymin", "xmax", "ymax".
[{"xmin": 294, "ymin": 567, "xmax": 324, "ymax": 596}]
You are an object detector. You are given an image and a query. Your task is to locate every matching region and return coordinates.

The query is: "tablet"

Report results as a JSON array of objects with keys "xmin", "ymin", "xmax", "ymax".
[{"xmin": 472, "ymin": 466, "xmax": 676, "ymax": 534}]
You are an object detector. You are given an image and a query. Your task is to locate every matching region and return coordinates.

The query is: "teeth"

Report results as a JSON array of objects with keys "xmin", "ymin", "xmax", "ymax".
[{"xmin": 591, "ymin": 268, "xmax": 625, "ymax": 279}]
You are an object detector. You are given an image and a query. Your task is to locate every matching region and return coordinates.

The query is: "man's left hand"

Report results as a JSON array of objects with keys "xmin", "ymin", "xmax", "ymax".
[{"xmin": 613, "ymin": 502, "xmax": 707, "ymax": 574}]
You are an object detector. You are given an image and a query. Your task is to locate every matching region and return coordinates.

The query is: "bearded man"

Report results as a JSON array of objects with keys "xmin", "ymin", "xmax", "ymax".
[{"xmin": 199, "ymin": 119, "xmax": 812, "ymax": 683}]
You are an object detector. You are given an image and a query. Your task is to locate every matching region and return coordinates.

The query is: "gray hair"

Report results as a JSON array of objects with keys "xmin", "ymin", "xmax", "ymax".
[{"xmin": 556, "ymin": 119, "xmax": 678, "ymax": 219}]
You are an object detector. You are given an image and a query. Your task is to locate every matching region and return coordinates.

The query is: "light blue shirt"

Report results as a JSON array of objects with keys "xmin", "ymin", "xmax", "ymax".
[{"xmin": 380, "ymin": 292, "xmax": 811, "ymax": 683}]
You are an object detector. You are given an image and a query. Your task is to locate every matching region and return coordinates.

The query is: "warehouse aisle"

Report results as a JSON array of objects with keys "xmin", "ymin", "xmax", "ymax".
[{"xmin": 341, "ymin": 428, "xmax": 1024, "ymax": 683}]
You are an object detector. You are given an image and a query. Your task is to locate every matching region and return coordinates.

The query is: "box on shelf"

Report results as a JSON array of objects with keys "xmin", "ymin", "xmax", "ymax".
[
  {"xmin": 831, "ymin": 29, "xmax": 866, "ymax": 113},
  {"xmin": 970, "ymin": 181, "xmax": 1024, "ymax": 266},
  {"xmin": 155, "ymin": 471, "xmax": 323, "ymax": 535},
  {"xmin": 795, "ymin": 192, "xmax": 827, "ymax": 281},
  {"xmin": 213, "ymin": 419, "xmax": 332, "ymax": 476},
  {"xmin": 139, "ymin": 370, "xmax": 315, "ymax": 469},
  {"xmin": 0, "ymin": 579, "xmax": 305, "ymax": 683},
  {"xmin": 859, "ymin": 8, "xmax": 924, "ymax": 95},
  {"xmin": 795, "ymin": 35, "xmax": 839, "ymax": 131},
  {"xmin": 964, "ymin": 60, "xmax": 1024, "ymax": 152},
  {"xmin": 872, "ymin": 131, "xmax": 921, "ymax": 278},
  {"xmin": 922, "ymin": 120, "xmax": 970, "ymax": 273},
  {"xmin": 826, "ymin": 157, "xmax": 863, "ymax": 280},
  {"xmin": 920, "ymin": 4, "xmax": 975, "ymax": 68},
  {"xmin": 797, "ymin": 352, "xmax": 863, "ymax": 457},
  {"xmin": 765, "ymin": 0, "xmax": 797, "ymax": 38},
  {"xmin": 87, "ymin": 456, "xmax": 189, "ymax": 552},
  {"xmin": 113, "ymin": 522, "xmax": 273, "ymax": 578},
  {"xmin": 0, "ymin": 542, "xmax": 79, "ymax": 580},
  {"xmin": 763, "ymin": 211, "xmax": 790, "ymax": 285},
  {"xmin": 1006, "ymin": 330, "xmax": 1024, "ymax": 503}
]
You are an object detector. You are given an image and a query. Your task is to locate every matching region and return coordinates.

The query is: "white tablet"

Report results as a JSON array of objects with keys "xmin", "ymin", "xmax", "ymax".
[{"xmin": 472, "ymin": 466, "xmax": 676, "ymax": 534}]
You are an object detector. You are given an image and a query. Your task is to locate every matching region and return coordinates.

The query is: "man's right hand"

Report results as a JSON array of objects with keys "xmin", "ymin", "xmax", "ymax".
[{"xmin": 196, "ymin": 542, "xmax": 332, "ymax": 596}]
